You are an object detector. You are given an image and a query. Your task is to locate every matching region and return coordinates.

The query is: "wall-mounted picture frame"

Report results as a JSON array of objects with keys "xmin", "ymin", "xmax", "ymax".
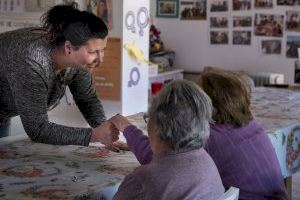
[
  {"xmin": 277, "ymin": 0, "xmax": 300, "ymax": 6},
  {"xmin": 210, "ymin": 16, "xmax": 228, "ymax": 28},
  {"xmin": 210, "ymin": 30, "xmax": 229, "ymax": 45},
  {"xmin": 261, "ymin": 40, "xmax": 282, "ymax": 55},
  {"xmin": 180, "ymin": 0, "xmax": 207, "ymax": 20},
  {"xmin": 156, "ymin": 0, "xmax": 179, "ymax": 18},
  {"xmin": 233, "ymin": 16, "xmax": 252, "ymax": 27},
  {"xmin": 254, "ymin": 13, "xmax": 284, "ymax": 37},
  {"xmin": 286, "ymin": 35, "xmax": 300, "ymax": 58},
  {"xmin": 232, "ymin": 30, "xmax": 251, "ymax": 45}
]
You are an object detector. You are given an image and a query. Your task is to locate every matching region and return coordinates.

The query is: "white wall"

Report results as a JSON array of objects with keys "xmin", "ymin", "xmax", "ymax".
[{"xmin": 150, "ymin": 1, "xmax": 299, "ymax": 84}]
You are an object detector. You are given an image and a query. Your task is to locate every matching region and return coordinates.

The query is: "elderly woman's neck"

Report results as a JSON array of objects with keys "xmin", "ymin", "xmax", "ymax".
[{"xmin": 152, "ymin": 140, "xmax": 171, "ymax": 155}]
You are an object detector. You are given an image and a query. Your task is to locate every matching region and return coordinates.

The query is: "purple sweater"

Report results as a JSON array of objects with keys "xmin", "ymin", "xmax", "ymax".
[
  {"xmin": 123, "ymin": 122, "xmax": 288, "ymax": 200},
  {"xmin": 113, "ymin": 146, "xmax": 224, "ymax": 200},
  {"xmin": 206, "ymin": 120, "xmax": 288, "ymax": 200}
]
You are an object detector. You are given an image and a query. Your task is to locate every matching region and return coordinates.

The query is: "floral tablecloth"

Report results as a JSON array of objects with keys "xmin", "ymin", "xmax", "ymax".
[
  {"xmin": 0, "ymin": 135, "xmax": 139, "ymax": 200},
  {"xmin": 251, "ymin": 87, "xmax": 300, "ymax": 177}
]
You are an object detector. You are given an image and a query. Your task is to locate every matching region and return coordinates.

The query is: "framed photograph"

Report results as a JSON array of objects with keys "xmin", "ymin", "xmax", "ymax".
[
  {"xmin": 254, "ymin": 14, "xmax": 284, "ymax": 37},
  {"xmin": 261, "ymin": 40, "xmax": 282, "ymax": 54},
  {"xmin": 232, "ymin": 30, "xmax": 251, "ymax": 45},
  {"xmin": 180, "ymin": 0, "xmax": 207, "ymax": 20},
  {"xmin": 210, "ymin": 0, "xmax": 229, "ymax": 12},
  {"xmin": 286, "ymin": 35, "xmax": 300, "ymax": 58},
  {"xmin": 233, "ymin": 0, "xmax": 251, "ymax": 11},
  {"xmin": 294, "ymin": 60, "xmax": 300, "ymax": 83},
  {"xmin": 210, "ymin": 30, "xmax": 229, "ymax": 44},
  {"xmin": 233, "ymin": 16, "xmax": 252, "ymax": 27},
  {"xmin": 157, "ymin": 0, "xmax": 179, "ymax": 18},
  {"xmin": 254, "ymin": 0, "xmax": 273, "ymax": 8},
  {"xmin": 277, "ymin": 0, "xmax": 300, "ymax": 6},
  {"xmin": 286, "ymin": 11, "xmax": 300, "ymax": 32},
  {"xmin": 210, "ymin": 16, "xmax": 228, "ymax": 28}
]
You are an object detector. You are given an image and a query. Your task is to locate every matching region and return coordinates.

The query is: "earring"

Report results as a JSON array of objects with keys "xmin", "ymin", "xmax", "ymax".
[{"xmin": 68, "ymin": 51, "xmax": 71, "ymax": 54}]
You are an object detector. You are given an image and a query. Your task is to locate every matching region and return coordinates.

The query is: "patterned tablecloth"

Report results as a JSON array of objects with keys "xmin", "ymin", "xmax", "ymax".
[
  {"xmin": 0, "ymin": 135, "xmax": 140, "ymax": 199},
  {"xmin": 251, "ymin": 87, "xmax": 300, "ymax": 177}
]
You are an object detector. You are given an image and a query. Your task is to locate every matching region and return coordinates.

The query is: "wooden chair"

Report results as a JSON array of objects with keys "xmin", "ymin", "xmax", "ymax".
[{"xmin": 216, "ymin": 187, "xmax": 240, "ymax": 200}]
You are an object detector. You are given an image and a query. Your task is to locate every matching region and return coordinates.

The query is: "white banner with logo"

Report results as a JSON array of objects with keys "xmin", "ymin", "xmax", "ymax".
[{"xmin": 121, "ymin": 0, "xmax": 150, "ymax": 116}]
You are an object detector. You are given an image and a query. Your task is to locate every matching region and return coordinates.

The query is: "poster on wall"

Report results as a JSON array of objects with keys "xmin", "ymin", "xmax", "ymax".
[
  {"xmin": 210, "ymin": 0, "xmax": 228, "ymax": 12},
  {"xmin": 232, "ymin": 0, "xmax": 251, "ymax": 11},
  {"xmin": 254, "ymin": 14, "xmax": 284, "ymax": 37},
  {"xmin": 210, "ymin": 30, "xmax": 229, "ymax": 44},
  {"xmin": 261, "ymin": 40, "xmax": 282, "ymax": 55},
  {"xmin": 232, "ymin": 30, "xmax": 251, "ymax": 45},
  {"xmin": 233, "ymin": 16, "xmax": 252, "ymax": 27},
  {"xmin": 180, "ymin": 0, "xmax": 206, "ymax": 20},
  {"xmin": 210, "ymin": 16, "xmax": 228, "ymax": 28},
  {"xmin": 286, "ymin": 35, "xmax": 300, "ymax": 58},
  {"xmin": 0, "ymin": 0, "xmax": 25, "ymax": 12},
  {"xmin": 277, "ymin": 0, "xmax": 300, "ymax": 6},
  {"xmin": 0, "ymin": 17, "xmax": 41, "ymax": 33},
  {"xmin": 254, "ymin": 0, "xmax": 273, "ymax": 8},
  {"xmin": 286, "ymin": 11, "xmax": 300, "ymax": 32},
  {"xmin": 25, "ymin": 0, "xmax": 57, "ymax": 12},
  {"xmin": 85, "ymin": 0, "xmax": 112, "ymax": 28}
]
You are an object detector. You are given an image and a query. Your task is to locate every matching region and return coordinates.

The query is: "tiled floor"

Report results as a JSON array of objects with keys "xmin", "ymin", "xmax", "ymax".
[{"xmin": 292, "ymin": 172, "xmax": 300, "ymax": 200}]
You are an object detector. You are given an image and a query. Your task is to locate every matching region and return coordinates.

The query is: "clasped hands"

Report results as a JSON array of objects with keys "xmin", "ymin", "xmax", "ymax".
[{"xmin": 90, "ymin": 114, "xmax": 131, "ymax": 151}]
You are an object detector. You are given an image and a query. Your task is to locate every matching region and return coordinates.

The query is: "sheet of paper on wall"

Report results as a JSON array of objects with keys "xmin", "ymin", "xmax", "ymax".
[
  {"xmin": 0, "ymin": 0, "xmax": 25, "ymax": 12},
  {"xmin": 25, "ymin": 0, "xmax": 57, "ymax": 12}
]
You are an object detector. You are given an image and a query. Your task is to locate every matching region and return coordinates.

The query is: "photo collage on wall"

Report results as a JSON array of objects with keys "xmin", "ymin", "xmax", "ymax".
[
  {"xmin": 156, "ymin": 0, "xmax": 300, "ymax": 57},
  {"xmin": 209, "ymin": 0, "xmax": 229, "ymax": 44}
]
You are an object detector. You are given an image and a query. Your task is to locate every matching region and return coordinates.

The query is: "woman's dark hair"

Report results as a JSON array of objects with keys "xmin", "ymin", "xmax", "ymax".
[
  {"xmin": 41, "ymin": 3, "xmax": 108, "ymax": 47},
  {"xmin": 199, "ymin": 70, "xmax": 253, "ymax": 127}
]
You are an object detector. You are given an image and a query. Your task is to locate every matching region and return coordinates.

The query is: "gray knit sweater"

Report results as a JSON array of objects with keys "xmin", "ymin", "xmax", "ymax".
[{"xmin": 0, "ymin": 28, "xmax": 106, "ymax": 146}]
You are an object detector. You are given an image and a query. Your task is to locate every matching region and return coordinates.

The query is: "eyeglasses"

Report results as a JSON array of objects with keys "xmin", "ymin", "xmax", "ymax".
[{"xmin": 143, "ymin": 113, "xmax": 149, "ymax": 124}]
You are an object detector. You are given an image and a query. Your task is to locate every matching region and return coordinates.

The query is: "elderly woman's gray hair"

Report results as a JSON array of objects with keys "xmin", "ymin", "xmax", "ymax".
[{"xmin": 148, "ymin": 80, "xmax": 212, "ymax": 151}]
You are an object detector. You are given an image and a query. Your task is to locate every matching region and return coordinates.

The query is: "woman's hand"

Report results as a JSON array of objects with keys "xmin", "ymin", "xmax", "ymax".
[
  {"xmin": 90, "ymin": 121, "xmax": 119, "ymax": 145},
  {"xmin": 105, "ymin": 141, "xmax": 130, "ymax": 152},
  {"xmin": 109, "ymin": 114, "xmax": 132, "ymax": 132}
]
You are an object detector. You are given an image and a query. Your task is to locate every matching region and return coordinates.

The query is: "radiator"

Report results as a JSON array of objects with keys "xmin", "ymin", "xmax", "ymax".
[{"xmin": 247, "ymin": 72, "xmax": 284, "ymax": 87}]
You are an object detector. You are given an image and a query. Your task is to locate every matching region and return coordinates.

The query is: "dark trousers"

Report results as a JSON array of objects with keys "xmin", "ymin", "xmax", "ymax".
[{"xmin": 0, "ymin": 119, "xmax": 11, "ymax": 138}]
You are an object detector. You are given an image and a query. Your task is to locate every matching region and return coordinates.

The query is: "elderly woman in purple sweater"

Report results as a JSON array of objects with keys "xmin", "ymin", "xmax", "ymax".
[
  {"xmin": 111, "ymin": 71, "xmax": 288, "ymax": 200},
  {"xmin": 111, "ymin": 80, "xmax": 224, "ymax": 200}
]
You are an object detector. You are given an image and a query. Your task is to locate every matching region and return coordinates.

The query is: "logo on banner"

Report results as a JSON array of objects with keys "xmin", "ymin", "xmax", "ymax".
[
  {"xmin": 128, "ymin": 67, "xmax": 140, "ymax": 87},
  {"xmin": 124, "ymin": 6, "xmax": 150, "ymax": 88},
  {"xmin": 125, "ymin": 7, "xmax": 149, "ymax": 37}
]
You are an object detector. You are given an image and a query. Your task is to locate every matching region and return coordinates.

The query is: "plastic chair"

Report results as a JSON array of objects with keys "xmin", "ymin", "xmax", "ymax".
[{"xmin": 216, "ymin": 187, "xmax": 240, "ymax": 200}]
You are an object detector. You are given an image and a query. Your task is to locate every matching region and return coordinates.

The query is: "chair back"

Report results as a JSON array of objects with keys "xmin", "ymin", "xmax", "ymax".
[{"xmin": 216, "ymin": 187, "xmax": 239, "ymax": 200}]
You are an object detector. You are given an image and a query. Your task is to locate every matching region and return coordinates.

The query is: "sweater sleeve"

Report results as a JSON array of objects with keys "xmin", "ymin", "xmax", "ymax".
[
  {"xmin": 123, "ymin": 125, "xmax": 153, "ymax": 165},
  {"xmin": 68, "ymin": 69, "xmax": 106, "ymax": 128},
  {"xmin": 7, "ymin": 64, "xmax": 92, "ymax": 146}
]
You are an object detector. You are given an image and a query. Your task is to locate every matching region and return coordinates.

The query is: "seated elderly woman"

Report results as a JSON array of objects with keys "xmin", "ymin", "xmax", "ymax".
[
  {"xmin": 200, "ymin": 71, "xmax": 288, "ymax": 200},
  {"xmin": 111, "ymin": 80, "xmax": 224, "ymax": 200}
]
